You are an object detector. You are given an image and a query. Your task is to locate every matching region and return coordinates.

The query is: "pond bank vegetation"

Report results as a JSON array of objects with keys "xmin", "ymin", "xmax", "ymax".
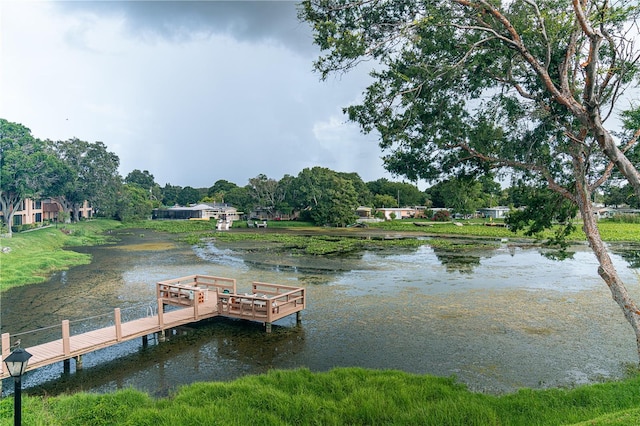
[{"xmin": 2, "ymin": 367, "xmax": 640, "ymax": 425}]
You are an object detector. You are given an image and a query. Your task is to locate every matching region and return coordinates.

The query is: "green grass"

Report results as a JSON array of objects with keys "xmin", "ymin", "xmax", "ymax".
[
  {"xmin": 3, "ymin": 368, "xmax": 640, "ymax": 425},
  {"xmin": 0, "ymin": 219, "xmax": 122, "ymax": 291},
  {"xmin": 371, "ymin": 219, "xmax": 640, "ymax": 243}
]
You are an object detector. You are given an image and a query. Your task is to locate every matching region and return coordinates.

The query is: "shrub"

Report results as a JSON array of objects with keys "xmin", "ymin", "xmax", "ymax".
[
  {"xmin": 607, "ymin": 214, "xmax": 640, "ymax": 224},
  {"xmin": 432, "ymin": 210, "xmax": 451, "ymax": 222}
]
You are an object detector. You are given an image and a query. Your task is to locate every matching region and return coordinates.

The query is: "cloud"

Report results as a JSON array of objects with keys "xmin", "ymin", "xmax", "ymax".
[
  {"xmin": 54, "ymin": 1, "xmax": 314, "ymax": 55},
  {"xmin": 0, "ymin": 1, "xmax": 394, "ymax": 190}
]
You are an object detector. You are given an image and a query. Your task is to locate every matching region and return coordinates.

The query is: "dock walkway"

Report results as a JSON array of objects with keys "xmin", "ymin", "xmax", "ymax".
[{"xmin": 1, "ymin": 275, "xmax": 306, "ymax": 380}]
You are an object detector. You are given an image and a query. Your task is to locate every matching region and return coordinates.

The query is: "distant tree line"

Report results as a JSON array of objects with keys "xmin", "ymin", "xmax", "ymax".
[{"xmin": 2, "ymin": 118, "xmax": 636, "ymax": 235}]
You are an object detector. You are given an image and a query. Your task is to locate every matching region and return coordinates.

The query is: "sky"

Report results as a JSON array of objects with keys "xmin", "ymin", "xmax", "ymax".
[{"xmin": 0, "ymin": 0, "xmax": 396, "ymax": 189}]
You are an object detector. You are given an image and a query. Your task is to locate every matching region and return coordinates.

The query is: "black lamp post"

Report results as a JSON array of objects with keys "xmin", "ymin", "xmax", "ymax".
[{"xmin": 4, "ymin": 348, "xmax": 32, "ymax": 426}]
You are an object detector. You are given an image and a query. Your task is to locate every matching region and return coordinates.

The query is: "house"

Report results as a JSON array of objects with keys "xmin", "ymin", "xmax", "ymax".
[
  {"xmin": 376, "ymin": 207, "xmax": 417, "ymax": 220},
  {"xmin": 593, "ymin": 207, "xmax": 615, "ymax": 220},
  {"xmin": 1, "ymin": 198, "xmax": 93, "ymax": 227},
  {"xmin": 478, "ymin": 206, "xmax": 511, "ymax": 219},
  {"xmin": 356, "ymin": 206, "xmax": 372, "ymax": 218},
  {"xmin": 153, "ymin": 203, "xmax": 240, "ymax": 221}
]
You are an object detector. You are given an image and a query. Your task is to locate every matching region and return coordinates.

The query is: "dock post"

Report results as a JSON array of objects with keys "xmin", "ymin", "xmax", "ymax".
[
  {"xmin": 296, "ymin": 311, "xmax": 302, "ymax": 325},
  {"xmin": 63, "ymin": 359, "xmax": 71, "ymax": 374},
  {"xmin": 157, "ymin": 298, "xmax": 164, "ymax": 328},
  {"xmin": 0, "ymin": 334, "xmax": 7, "ymax": 394},
  {"xmin": 157, "ymin": 297, "xmax": 166, "ymax": 342},
  {"xmin": 1, "ymin": 333, "xmax": 10, "ymax": 371},
  {"xmin": 114, "ymin": 308, "xmax": 122, "ymax": 342},
  {"xmin": 62, "ymin": 320, "xmax": 71, "ymax": 356},
  {"xmin": 75, "ymin": 355, "xmax": 83, "ymax": 371},
  {"xmin": 142, "ymin": 335, "xmax": 148, "ymax": 348},
  {"xmin": 265, "ymin": 322, "xmax": 272, "ymax": 333}
]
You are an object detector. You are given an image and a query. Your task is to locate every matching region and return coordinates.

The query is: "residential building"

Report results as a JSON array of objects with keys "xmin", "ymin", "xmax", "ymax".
[
  {"xmin": 1, "ymin": 198, "xmax": 93, "ymax": 227},
  {"xmin": 478, "ymin": 206, "xmax": 511, "ymax": 219},
  {"xmin": 153, "ymin": 203, "xmax": 240, "ymax": 221}
]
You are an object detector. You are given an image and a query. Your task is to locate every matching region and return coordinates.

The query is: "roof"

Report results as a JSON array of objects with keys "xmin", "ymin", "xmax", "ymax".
[
  {"xmin": 166, "ymin": 203, "xmax": 236, "ymax": 211},
  {"xmin": 478, "ymin": 206, "xmax": 510, "ymax": 211}
]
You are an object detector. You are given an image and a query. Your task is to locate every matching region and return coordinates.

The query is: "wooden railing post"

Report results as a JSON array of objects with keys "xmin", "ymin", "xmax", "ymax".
[
  {"xmin": 1, "ymin": 333, "xmax": 10, "ymax": 374},
  {"xmin": 193, "ymin": 295, "xmax": 200, "ymax": 320},
  {"xmin": 157, "ymin": 298, "xmax": 164, "ymax": 329},
  {"xmin": 62, "ymin": 320, "xmax": 71, "ymax": 356},
  {"xmin": 114, "ymin": 308, "xmax": 122, "ymax": 342}
]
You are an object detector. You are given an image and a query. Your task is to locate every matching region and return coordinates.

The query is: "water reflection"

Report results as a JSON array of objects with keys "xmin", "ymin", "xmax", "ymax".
[
  {"xmin": 610, "ymin": 243, "xmax": 640, "ymax": 268},
  {"xmin": 26, "ymin": 318, "xmax": 306, "ymax": 397},
  {"xmin": 2, "ymin": 230, "xmax": 640, "ymax": 396},
  {"xmin": 431, "ymin": 250, "xmax": 482, "ymax": 273}
]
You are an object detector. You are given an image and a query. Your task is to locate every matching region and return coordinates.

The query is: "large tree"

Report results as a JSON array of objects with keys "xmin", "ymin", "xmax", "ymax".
[
  {"xmin": 161, "ymin": 183, "xmax": 182, "ymax": 206},
  {"xmin": 247, "ymin": 174, "xmax": 283, "ymax": 214},
  {"xmin": 293, "ymin": 166, "xmax": 359, "ymax": 226},
  {"xmin": 114, "ymin": 183, "xmax": 154, "ymax": 222},
  {"xmin": 125, "ymin": 169, "xmax": 162, "ymax": 206},
  {"xmin": 207, "ymin": 179, "xmax": 238, "ymax": 202},
  {"xmin": 300, "ymin": 1, "xmax": 640, "ymax": 359},
  {"xmin": 367, "ymin": 178, "xmax": 427, "ymax": 206},
  {"xmin": 0, "ymin": 119, "xmax": 60, "ymax": 237},
  {"xmin": 176, "ymin": 186, "xmax": 203, "ymax": 206},
  {"xmin": 53, "ymin": 138, "xmax": 121, "ymax": 222}
]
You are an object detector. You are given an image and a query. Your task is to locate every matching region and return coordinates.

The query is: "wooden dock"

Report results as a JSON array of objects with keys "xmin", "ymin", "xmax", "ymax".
[{"xmin": 0, "ymin": 275, "xmax": 306, "ymax": 380}]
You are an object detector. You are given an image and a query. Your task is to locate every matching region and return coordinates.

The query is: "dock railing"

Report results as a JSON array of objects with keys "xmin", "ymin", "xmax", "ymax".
[
  {"xmin": 157, "ymin": 275, "xmax": 236, "ymax": 294},
  {"xmin": 157, "ymin": 275, "xmax": 237, "ymax": 308},
  {"xmin": 217, "ymin": 282, "xmax": 305, "ymax": 324},
  {"xmin": 253, "ymin": 282, "xmax": 306, "ymax": 323}
]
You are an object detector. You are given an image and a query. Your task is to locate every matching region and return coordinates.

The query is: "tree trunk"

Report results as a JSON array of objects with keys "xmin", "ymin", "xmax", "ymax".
[
  {"xmin": 576, "ymin": 180, "xmax": 640, "ymax": 361},
  {"xmin": 0, "ymin": 207, "xmax": 14, "ymax": 238},
  {"xmin": 55, "ymin": 197, "xmax": 74, "ymax": 223},
  {"xmin": 0, "ymin": 193, "xmax": 20, "ymax": 238}
]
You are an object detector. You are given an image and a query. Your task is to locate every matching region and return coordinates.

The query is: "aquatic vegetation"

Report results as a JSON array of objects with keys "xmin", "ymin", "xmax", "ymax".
[{"xmin": 211, "ymin": 232, "xmax": 426, "ymax": 255}]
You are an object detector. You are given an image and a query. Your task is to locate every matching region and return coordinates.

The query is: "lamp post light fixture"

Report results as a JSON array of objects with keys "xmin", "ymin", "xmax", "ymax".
[{"xmin": 4, "ymin": 348, "xmax": 32, "ymax": 426}]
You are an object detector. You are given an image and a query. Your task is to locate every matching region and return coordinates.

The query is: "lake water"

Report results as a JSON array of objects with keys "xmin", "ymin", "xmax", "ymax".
[{"xmin": 2, "ymin": 229, "xmax": 640, "ymax": 396}]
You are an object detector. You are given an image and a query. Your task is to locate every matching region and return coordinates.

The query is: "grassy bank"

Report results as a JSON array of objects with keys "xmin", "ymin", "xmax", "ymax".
[
  {"xmin": 371, "ymin": 219, "xmax": 640, "ymax": 243},
  {"xmin": 1, "ymin": 368, "xmax": 640, "ymax": 425},
  {"xmin": 0, "ymin": 220, "xmax": 121, "ymax": 291}
]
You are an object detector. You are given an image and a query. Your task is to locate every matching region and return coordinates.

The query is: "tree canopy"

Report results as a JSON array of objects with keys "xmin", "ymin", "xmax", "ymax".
[
  {"xmin": 300, "ymin": 0, "xmax": 640, "ymax": 360},
  {"xmin": 0, "ymin": 119, "xmax": 60, "ymax": 236},
  {"xmin": 294, "ymin": 167, "xmax": 359, "ymax": 226},
  {"xmin": 52, "ymin": 138, "xmax": 121, "ymax": 222}
]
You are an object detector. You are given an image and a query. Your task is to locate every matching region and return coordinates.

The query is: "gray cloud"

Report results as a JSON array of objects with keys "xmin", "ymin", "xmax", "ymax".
[{"xmin": 55, "ymin": 1, "xmax": 314, "ymax": 55}]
